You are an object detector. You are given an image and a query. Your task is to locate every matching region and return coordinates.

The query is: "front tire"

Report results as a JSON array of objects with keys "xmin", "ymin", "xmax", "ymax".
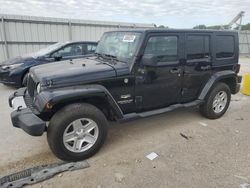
[
  {"xmin": 200, "ymin": 82, "xmax": 231, "ymax": 119},
  {"xmin": 47, "ymin": 103, "xmax": 108, "ymax": 161}
]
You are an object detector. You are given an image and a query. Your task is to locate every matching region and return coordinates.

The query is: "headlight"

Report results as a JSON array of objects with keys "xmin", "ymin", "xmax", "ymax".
[
  {"xmin": 1, "ymin": 65, "xmax": 9, "ymax": 70},
  {"xmin": 36, "ymin": 83, "xmax": 41, "ymax": 94},
  {"xmin": 1, "ymin": 63, "xmax": 23, "ymax": 70}
]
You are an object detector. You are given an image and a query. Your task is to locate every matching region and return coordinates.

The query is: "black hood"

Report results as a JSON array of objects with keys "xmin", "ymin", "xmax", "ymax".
[{"xmin": 30, "ymin": 56, "xmax": 130, "ymax": 87}]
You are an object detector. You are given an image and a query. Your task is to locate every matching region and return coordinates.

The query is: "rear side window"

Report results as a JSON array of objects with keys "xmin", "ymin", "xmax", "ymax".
[
  {"xmin": 186, "ymin": 35, "xmax": 210, "ymax": 60},
  {"xmin": 215, "ymin": 35, "xmax": 235, "ymax": 58}
]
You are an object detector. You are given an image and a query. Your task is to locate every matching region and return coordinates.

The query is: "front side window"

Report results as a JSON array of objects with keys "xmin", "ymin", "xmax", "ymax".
[
  {"xmin": 144, "ymin": 36, "xmax": 178, "ymax": 62},
  {"xmin": 215, "ymin": 35, "xmax": 235, "ymax": 58},
  {"xmin": 96, "ymin": 32, "xmax": 141, "ymax": 63},
  {"xmin": 52, "ymin": 44, "xmax": 83, "ymax": 58},
  {"xmin": 187, "ymin": 35, "xmax": 210, "ymax": 60}
]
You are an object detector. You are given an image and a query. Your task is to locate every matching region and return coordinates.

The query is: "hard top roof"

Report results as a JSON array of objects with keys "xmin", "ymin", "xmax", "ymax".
[{"xmin": 106, "ymin": 28, "xmax": 238, "ymax": 34}]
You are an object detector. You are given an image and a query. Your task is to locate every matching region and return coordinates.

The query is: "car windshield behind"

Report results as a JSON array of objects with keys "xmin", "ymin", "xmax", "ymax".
[
  {"xmin": 96, "ymin": 32, "xmax": 141, "ymax": 63},
  {"xmin": 24, "ymin": 42, "xmax": 65, "ymax": 58},
  {"xmin": 35, "ymin": 42, "xmax": 65, "ymax": 56}
]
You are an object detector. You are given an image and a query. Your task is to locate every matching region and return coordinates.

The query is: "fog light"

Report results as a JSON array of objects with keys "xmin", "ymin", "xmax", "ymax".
[{"xmin": 46, "ymin": 102, "xmax": 53, "ymax": 109}]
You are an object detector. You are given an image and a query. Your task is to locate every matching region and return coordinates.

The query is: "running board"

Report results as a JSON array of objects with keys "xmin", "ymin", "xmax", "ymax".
[{"xmin": 120, "ymin": 100, "xmax": 203, "ymax": 122}]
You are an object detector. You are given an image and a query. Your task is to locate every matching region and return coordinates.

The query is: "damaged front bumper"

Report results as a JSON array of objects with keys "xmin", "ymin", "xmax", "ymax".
[
  {"xmin": 0, "ymin": 69, "xmax": 13, "ymax": 84},
  {"xmin": 0, "ymin": 68, "xmax": 20, "ymax": 86},
  {"xmin": 9, "ymin": 88, "xmax": 46, "ymax": 136}
]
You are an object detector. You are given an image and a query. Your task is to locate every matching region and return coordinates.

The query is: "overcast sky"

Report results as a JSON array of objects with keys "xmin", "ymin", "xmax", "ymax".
[{"xmin": 0, "ymin": 0, "xmax": 249, "ymax": 28}]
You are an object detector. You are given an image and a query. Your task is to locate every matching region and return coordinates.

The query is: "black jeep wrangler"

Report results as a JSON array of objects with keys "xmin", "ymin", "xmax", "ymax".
[{"xmin": 9, "ymin": 29, "xmax": 241, "ymax": 161}]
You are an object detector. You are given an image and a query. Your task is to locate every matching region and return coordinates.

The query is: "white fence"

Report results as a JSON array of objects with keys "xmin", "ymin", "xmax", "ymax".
[
  {"xmin": 0, "ymin": 14, "xmax": 155, "ymax": 62},
  {"xmin": 239, "ymin": 30, "xmax": 250, "ymax": 55}
]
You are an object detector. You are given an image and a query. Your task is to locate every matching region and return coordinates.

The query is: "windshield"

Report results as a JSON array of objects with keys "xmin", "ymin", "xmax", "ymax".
[
  {"xmin": 96, "ymin": 32, "xmax": 141, "ymax": 63},
  {"xmin": 23, "ymin": 42, "xmax": 65, "ymax": 58},
  {"xmin": 35, "ymin": 42, "xmax": 65, "ymax": 56}
]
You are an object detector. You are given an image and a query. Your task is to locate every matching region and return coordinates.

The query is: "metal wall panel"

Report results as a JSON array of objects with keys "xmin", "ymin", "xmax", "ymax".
[
  {"xmin": 0, "ymin": 21, "xmax": 3, "ymax": 42},
  {"xmin": 239, "ymin": 31, "xmax": 250, "ymax": 55},
  {"xmin": 71, "ymin": 24, "xmax": 120, "ymax": 41},
  {"xmin": 0, "ymin": 44, "xmax": 6, "ymax": 61},
  {"xmin": 0, "ymin": 14, "xmax": 155, "ymax": 62}
]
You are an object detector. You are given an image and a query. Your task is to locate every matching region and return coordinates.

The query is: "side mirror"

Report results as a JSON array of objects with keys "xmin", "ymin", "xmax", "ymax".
[
  {"xmin": 141, "ymin": 54, "xmax": 158, "ymax": 66},
  {"xmin": 53, "ymin": 54, "xmax": 62, "ymax": 61}
]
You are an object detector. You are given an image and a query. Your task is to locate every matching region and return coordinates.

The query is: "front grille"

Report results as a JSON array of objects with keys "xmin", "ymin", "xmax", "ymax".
[
  {"xmin": 0, "ymin": 69, "xmax": 9, "ymax": 81},
  {"xmin": 0, "ymin": 168, "xmax": 32, "ymax": 187},
  {"xmin": 0, "ymin": 73, "xmax": 9, "ymax": 81},
  {"xmin": 27, "ymin": 75, "xmax": 36, "ymax": 97},
  {"xmin": 24, "ymin": 90, "xmax": 39, "ymax": 114}
]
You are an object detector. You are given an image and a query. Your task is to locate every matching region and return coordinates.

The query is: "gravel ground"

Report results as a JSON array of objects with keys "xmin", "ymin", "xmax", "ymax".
[{"xmin": 0, "ymin": 57, "xmax": 250, "ymax": 188}]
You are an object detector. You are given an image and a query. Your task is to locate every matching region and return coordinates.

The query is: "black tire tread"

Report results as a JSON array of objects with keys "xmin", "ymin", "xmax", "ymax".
[
  {"xmin": 200, "ymin": 82, "xmax": 231, "ymax": 119},
  {"xmin": 47, "ymin": 103, "xmax": 108, "ymax": 161}
]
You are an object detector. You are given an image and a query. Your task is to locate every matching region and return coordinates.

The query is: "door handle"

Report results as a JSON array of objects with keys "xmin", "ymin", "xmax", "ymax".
[
  {"xmin": 170, "ymin": 68, "xmax": 181, "ymax": 74},
  {"xmin": 200, "ymin": 65, "xmax": 211, "ymax": 71}
]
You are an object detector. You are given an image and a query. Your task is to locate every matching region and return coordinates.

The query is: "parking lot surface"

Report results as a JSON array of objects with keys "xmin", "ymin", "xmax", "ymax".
[{"xmin": 0, "ymin": 57, "xmax": 250, "ymax": 188}]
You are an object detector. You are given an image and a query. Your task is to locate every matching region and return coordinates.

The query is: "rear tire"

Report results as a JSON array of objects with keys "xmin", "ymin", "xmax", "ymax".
[
  {"xmin": 47, "ymin": 103, "xmax": 108, "ymax": 161},
  {"xmin": 200, "ymin": 82, "xmax": 231, "ymax": 119}
]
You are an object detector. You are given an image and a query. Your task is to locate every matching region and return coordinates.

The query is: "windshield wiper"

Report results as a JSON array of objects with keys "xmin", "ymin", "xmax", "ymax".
[
  {"xmin": 99, "ymin": 53, "xmax": 128, "ymax": 64},
  {"xmin": 102, "ymin": 54, "xmax": 117, "ymax": 59},
  {"xmin": 95, "ymin": 52, "xmax": 128, "ymax": 64},
  {"xmin": 94, "ymin": 53, "xmax": 114, "ymax": 66},
  {"xmin": 95, "ymin": 52, "xmax": 107, "ymax": 60},
  {"xmin": 94, "ymin": 52, "xmax": 102, "ymax": 57},
  {"xmin": 94, "ymin": 53, "xmax": 117, "ymax": 64}
]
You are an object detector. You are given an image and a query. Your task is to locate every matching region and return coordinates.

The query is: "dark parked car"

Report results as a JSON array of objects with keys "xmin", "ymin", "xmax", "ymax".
[
  {"xmin": 9, "ymin": 29, "xmax": 241, "ymax": 161},
  {"xmin": 0, "ymin": 41, "xmax": 97, "ymax": 87}
]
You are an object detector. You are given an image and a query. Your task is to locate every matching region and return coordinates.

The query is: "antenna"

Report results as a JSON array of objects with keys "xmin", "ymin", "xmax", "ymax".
[{"xmin": 222, "ymin": 11, "xmax": 245, "ymax": 30}]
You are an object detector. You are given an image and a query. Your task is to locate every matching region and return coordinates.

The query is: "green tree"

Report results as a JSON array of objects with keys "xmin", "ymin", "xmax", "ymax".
[
  {"xmin": 193, "ymin": 23, "xmax": 250, "ymax": 30},
  {"xmin": 158, "ymin": 25, "xmax": 168, "ymax": 28},
  {"xmin": 193, "ymin": 25, "xmax": 207, "ymax": 29},
  {"xmin": 241, "ymin": 23, "xmax": 250, "ymax": 30},
  {"xmin": 206, "ymin": 25, "xmax": 224, "ymax": 29}
]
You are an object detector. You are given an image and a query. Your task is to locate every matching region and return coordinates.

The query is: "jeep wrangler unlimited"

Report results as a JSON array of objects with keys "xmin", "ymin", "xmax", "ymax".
[{"xmin": 9, "ymin": 29, "xmax": 241, "ymax": 161}]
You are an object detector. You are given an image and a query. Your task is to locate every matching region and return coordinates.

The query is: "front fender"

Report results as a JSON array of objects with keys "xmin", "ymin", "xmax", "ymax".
[
  {"xmin": 198, "ymin": 70, "xmax": 238, "ymax": 100},
  {"xmin": 34, "ymin": 84, "xmax": 124, "ymax": 119}
]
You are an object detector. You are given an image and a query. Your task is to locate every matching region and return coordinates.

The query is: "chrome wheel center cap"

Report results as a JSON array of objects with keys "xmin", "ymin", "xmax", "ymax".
[
  {"xmin": 63, "ymin": 118, "xmax": 99, "ymax": 153},
  {"xmin": 212, "ymin": 91, "xmax": 228, "ymax": 114},
  {"xmin": 76, "ymin": 129, "xmax": 85, "ymax": 138}
]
